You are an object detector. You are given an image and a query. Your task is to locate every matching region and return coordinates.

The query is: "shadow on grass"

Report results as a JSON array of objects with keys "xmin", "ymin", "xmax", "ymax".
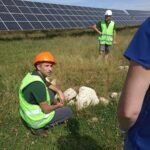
[{"xmin": 57, "ymin": 118, "xmax": 112, "ymax": 150}]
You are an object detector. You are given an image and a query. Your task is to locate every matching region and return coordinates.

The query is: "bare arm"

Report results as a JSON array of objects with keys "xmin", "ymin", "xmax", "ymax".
[
  {"xmin": 113, "ymin": 30, "xmax": 117, "ymax": 44},
  {"xmin": 117, "ymin": 61, "xmax": 150, "ymax": 131},
  {"xmin": 49, "ymin": 84, "xmax": 65, "ymax": 104},
  {"xmin": 92, "ymin": 24, "xmax": 101, "ymax": 35},
  {"xmin": 39, "ymin": 101, "xmax": 63, "ymax": 114}
]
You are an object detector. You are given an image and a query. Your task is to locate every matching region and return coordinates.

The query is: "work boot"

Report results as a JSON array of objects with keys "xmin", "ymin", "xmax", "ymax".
[{"xmin": 30, "ymin": 128, "xmax": 48, "ymax": 137}]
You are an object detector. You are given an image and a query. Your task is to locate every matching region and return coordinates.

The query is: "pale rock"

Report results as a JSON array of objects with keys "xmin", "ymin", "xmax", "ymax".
[
  {"xmin": 118, "ymin": 66, "xmax": 124, "ymax": 70},
  {"xmin": 119, "ymin": 65, "xmax": 129, "ymax": 70},
  {"xmin": 91, "ymin": 117, "xmax": 98, "ymax": 122},
  {"xmin": 110, "ymin": 92, "xmax": 118, "ymax": 98},
  {"xmin": 64, "ymin": 88, "xmax": 77, "ymax": 101},
  {"xmin": 124, "ymin": 65, "xmax": 129, "ymax": 70},
  {"xmin": 76, "ymin": 86, "xmax": 99, "ymax": 110},
  {"xmin": 67, "ymin": 100, "xmax": 75, "ymax": 106},
  {"xmin": 99, "ymin": 97, "xmax": 109, "ymax": 105}
]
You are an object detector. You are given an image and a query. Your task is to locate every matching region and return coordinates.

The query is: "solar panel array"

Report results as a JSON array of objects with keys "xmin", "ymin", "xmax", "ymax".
[
  {"xmin": 110, "ymin": 9, "xmax": 138, "ymax": 27},
  {"xmin": 127, "ymin": 10, "xmax": 150, "ymax": 25},
  {"xmin": 0, "ymin": 0, "xmax": 149, "ymax": 31}
]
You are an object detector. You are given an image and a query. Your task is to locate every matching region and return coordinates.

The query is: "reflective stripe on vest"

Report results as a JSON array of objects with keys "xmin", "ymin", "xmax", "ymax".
[
  {"xmin": 98, "ymin": 20, "xmax": 114, "ymax": 45},
  {"xmin": 19, "ymin": 73, "xmax": 55, "ymax": 129}
]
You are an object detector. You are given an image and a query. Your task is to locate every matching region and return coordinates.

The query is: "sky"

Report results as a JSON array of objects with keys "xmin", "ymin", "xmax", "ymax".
[{"xmin": 26, "ymin": 0, "xmax": 150, "ymax": 11}]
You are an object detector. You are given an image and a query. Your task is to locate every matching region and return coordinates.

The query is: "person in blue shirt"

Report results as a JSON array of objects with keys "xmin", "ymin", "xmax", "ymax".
[{"xmin": 117, "ymin": 17, "xmax": 150, "ymax": 150}]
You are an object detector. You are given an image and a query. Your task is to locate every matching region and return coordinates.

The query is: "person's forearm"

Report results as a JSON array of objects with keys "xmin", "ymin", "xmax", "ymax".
[
  {"xmin": 92, "ymin": 25, "xmax": 101, "ymax": 34},
  {"xmin": 118, "ymin": 61, "xmax": 150, "ymax": 131},
  {"xmin": 41, "ymin": 103, "xmax": 61, "ymax": 114},
  {"xmin": 49, "ymin": 84, "xmax": 61, "ymax": 94},
  {"xmin": 49, "ymin": 84, "xmax": 64, "ymax": 104},
  {"xmin": 118, "ymin": 114, "xmax": 138, "ymax": 131},
  {"xmin": 118, "ymin": 91, "xmax": 141, "ymax": 131},
  {"xmin": 95, "ymin": 28, "xmax": 101, "ymax": 34},
  {"xmin": 113, "ymin": 30, "xmax": 116, "ymax": 42}
]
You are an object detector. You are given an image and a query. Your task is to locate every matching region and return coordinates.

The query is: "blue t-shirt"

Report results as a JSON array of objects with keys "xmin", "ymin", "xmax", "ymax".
[
  {"xmin": 124, "ymin": 17, "xmax": 150, "ymax": 69},
  {"xmin": 124, "ymin": 17, "xmax": 150, "ymax": 150}
]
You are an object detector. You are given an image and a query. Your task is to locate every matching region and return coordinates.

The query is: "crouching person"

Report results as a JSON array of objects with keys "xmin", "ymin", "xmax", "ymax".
[{"xmin": 19, "ymin": 51, "xmax": 73, "ymax": 136}]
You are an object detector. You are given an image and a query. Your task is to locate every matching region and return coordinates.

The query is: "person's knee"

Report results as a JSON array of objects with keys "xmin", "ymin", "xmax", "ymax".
[
  {"xmin": 64, "ymin": 107, "xmax": 73, "ymax": 118},
  {"xmin": 106, "ymin": 46, "xmax": 111, "ymax": 54},
  {"xmin": 100, "ymin": 50, "xmax": 105, "ymax": 55},
  {"xmin": 105, "ymin": 50, "xmax": 110, "ymax": 54}
]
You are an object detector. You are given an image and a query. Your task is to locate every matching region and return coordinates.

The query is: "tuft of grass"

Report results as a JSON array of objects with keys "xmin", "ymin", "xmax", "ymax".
[{"xmin": 0, "ymin": 28, "xmax": 136, "ymax": 149}]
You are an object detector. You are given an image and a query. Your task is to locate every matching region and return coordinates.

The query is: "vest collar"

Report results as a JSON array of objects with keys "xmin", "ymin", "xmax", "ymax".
[{"xmin": 32, "ymin": 70, "xmax": 47, "ymax": 84}]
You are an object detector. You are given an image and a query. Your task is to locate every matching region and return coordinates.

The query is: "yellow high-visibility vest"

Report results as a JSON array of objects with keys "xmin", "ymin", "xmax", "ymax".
[
  {"xmin": 19, "ymin": 73, "xmax": 55, "ymax": 129},
  {"xmin": 98, "ymin": 20, "xmax": 115, "ymax": 45}
]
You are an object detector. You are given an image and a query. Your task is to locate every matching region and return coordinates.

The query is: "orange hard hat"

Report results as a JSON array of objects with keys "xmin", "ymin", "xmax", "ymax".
[{"xmin": 33, "ymin": 51, "xmax": 56, "ymax": 66}]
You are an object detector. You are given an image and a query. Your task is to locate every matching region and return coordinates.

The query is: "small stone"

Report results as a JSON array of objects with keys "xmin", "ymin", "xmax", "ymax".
[
  {"xmin": 99, "ymin": 97, "xmax": 109, "ymax": 105},
  {"xmin": 110, "ymin": 92, "xmax": 118, "ymax": 98},
  {"xmin": 67, "ymin": 100, "xmax": 75, "ymax": 106},
  {"xmin": 64, "ymin": 88, "xmax": 77, "ymax": 101},
  {"xmin": 91, "ymin": 117, "xmax": 98, "ymax": 122}
]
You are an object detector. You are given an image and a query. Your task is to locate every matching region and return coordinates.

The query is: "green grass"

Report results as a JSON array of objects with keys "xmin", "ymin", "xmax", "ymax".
[{"xmin": 0, "ymin": 28, "xmax": 136, "ymax": 150}]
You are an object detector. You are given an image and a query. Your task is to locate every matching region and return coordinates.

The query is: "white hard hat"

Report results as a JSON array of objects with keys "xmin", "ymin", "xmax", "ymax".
[{"xmin": 105, "ymin": 10, "xmax": 112, "ymax": 16}]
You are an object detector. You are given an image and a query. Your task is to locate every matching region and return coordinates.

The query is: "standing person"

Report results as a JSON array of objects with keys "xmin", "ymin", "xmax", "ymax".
[
  {"xmin": 92, "ymin": 10, "xmax": 117, "ymax": 60},
  {"xmin": 117, "ymin": 17, "xmax": 150, "ymax": 150},
  {"xmin": 19, "ymin": 51, "xmax": 73, "ymax": 136}
]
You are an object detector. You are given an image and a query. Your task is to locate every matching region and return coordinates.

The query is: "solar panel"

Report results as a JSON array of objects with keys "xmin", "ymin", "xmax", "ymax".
[
  {"xmin": 39, "ymin": 8, "xmax": 49, "ymax": 14},
  {"xmin": 34, "ymin": 2, "xmax": 44, "ymax": 8},
  {"xmin": 0, "ymin": 22, "xmax": 7, "ymax": 30},
  {"xmin": 30, "ymin": 21, "xmax": 44, "ymax": 29},
  {"xmin": 0, "ymin": 0, "xmax": 149, "ymax": 31},
  {"xmin": 19, "ymin": 6, "xmax": 32, "ymax": 13},
  {"xmin": 41, "ymin": 21, "xmax": 54, "ymax": 29},
  {"xmin": 4, "ymin": 22, "xmax": 21, "ymax": 30},
  {"xmin": 48, "ymin": 14, "xmax": 56, "ymax": 20},
  {"xmin": 12, "ymin": 14, "xmax": 27, "ymax": 21},
  {"xmin": 24, "ymin": 14, "xmax": 38, "ymax": 21},
  {"xmin": 24, "ymin": 0, "xmax": 35, "ymax": 7},
  {"xmin": 35, "ymin": 14, "xmax": 47, "ymax": 21},
  {"xmin": 7, "ymin": 6, "xmax": 21, "ymax": 13},
  {"xmin": 0, "ymin": 13, "xmax": 14, "ymax": 21},
  {"xmin": 1, "ymin": 0, "xmax": 14, "ymax": 6},
  {"xmin": 0, "ymin": 5, "xmax": 8, "ymax": 12},
  {"xmin": 18, "ymin": 21, "xmax": 33, "ymax": 30},
  {"xmin": 13, "ymin": 0, "xmax": 25, "ymax": 6},
  {"xmin": 127, "ymin": 10, "xmax": 150, "ymax": 25}
]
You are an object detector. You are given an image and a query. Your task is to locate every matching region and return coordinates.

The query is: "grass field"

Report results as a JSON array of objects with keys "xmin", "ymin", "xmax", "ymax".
[{"xmin": 0, "ymin": 28, "xmax": 136, "ymax": 150}]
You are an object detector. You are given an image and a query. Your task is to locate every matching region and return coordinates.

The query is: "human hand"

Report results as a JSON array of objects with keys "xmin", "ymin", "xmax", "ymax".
[
  {"xmin": 58, "ymin": 91, "xmax": 65, "ymax": 105},
  {"xmin": 113, "ymin": 41, "xmax": 117, "ymax": 45},
  {"xmin": 56, "ymin": 102, "xmax": 64, "ymax": 108}
]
